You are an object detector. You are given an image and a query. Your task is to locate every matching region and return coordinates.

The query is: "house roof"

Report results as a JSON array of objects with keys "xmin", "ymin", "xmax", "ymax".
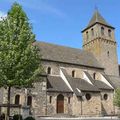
[
  {"xmin": 82, "ymin": 10, "xmax": 114, "ymax": 32},
  {"xmin": 61, "ymin": 68, "xmax": 100, "ymax": 93},
  {"xmin": 94, "ymin": 80, "xmax": 113, "ymax": 90},
  {"xmin": 105, "ymin": 75, "xmax": 120, "ymax": 89},
  {"xmin": 69, "ymin": 77, "xmax": 100, "ymax": 92},
  {"xmin": 84, "ymin": 71, "xmax": 113, "ymax": 90},
  {"xmin": 46, "ymin": 69, "xmax": 114, "ymax": 95},
  {"xmin": 84, "ymin": 71, "xmax": 95, "ymax": 84},
  {"xmin": 47, "ymin": 75, "xmax": 72, "ymax": 93},
  {"xmin": 36, "ymin": 41, "xmax": 103, "ymax": 69}
]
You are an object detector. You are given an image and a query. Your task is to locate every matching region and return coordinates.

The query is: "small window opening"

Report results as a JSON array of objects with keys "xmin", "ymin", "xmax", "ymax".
[
  {"xmin": 108, "ymin": 29, "xmax": 111, "ymax": 37},
  {"xmin": 93, "ymin": 73, "xmax": 96, "ymax": 79},
  {"xmin": 91, "ymin": 28, "xmax": 94, "ymax": 36},
  {"xmin": 68, "ymin": 97, "xmax": 71, "ymax": 104},
  {"xmin": 49, "ymin": 96, "xmax": 52, "ymax": 103},
  {"xmin": 47, "ymin": 67, "xmax": 51, "ymax": 74},
  {"xmin": 27, "ymin": 96, "xmax": 32, "ymax": 106},
  {"xmin": 103, "ymin": 94, "xmax": 108, "ymax": 100},
  {"xmin": 86, "ymin": 31, "xmax": 89, "ymax": 40},
  {"xmin": 101, "ymin": 27, "xmax": 104, "ymax": 35},
  {"xmin": 72, "ymin": 70, "xmax": 75, "ymax": 78},
  {"xmin": 15, "ymin": 94, "xmax": 20, "ymax": 105},
  {"xmin": 85, "ymin": 93, "xmax": 91, "ymax": 101},
  {"xmin": 107, "ymin": 51, "xmax": 110, "ymax": 57}
]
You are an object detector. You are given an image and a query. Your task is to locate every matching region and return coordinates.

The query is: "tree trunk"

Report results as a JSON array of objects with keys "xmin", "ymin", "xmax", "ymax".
[{"xmin": 7, "ymin": 87, "xmax": 11, "ymax": 120}]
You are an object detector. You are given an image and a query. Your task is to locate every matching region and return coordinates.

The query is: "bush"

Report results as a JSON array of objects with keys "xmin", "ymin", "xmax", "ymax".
[
  {"xmin": 24, "ymin": 116, "xmax": 35, "ymax": 120},
  {"xmin": 13, "ymin": 114, "xmax": 23, "ymax": 120}
]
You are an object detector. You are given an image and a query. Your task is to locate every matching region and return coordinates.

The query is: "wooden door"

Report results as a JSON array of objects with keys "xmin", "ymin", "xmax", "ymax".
[{"xmin": 57, "ymin": 94, "xmax": 64, "ymax": 113}]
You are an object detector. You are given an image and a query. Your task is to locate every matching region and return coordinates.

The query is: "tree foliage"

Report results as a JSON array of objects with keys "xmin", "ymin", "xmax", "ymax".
[
  {"xmin": 24, "ymin": 116, "xmax": 35, "ymax": 120},
  {"xmin": 114, "ymin": 88, "xmax": 120, "ymax": 108},
  {"xmin": 0, "ymin": 2, "xmax": 42, "ymax": 88},
  {"xmin": 13, "ymin": 114, "xmax": 23, "ymax": 120}
]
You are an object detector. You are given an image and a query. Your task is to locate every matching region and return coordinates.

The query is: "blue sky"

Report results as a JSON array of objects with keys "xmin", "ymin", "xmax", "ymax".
[{"xmin": 1, "ymin": 0, "xmax": 120, "ymax": 63}]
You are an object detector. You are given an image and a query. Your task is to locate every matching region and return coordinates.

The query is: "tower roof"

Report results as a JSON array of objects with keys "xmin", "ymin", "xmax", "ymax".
[{"xmin": 82, "ymin": 10, "xmax": 114, "ymax": 32}]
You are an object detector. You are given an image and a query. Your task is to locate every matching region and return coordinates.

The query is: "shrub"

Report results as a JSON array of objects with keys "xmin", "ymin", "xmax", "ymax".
[
  {"xmin": 13, "ymin": 114, "xmax": 23, "ymax": 120},
  {"xmin": 24, "ymin": 116, "xmax": 35, "ymax": 120}
]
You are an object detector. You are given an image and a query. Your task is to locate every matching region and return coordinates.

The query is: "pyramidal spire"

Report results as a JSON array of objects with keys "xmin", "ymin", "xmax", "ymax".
[
  {"xmin": 88, "ymin": 9, "xmax": 110, "ymax": 26},
  {"xmin": 82, "ymin": 9, "xmax": 114, "ymax": 32}
]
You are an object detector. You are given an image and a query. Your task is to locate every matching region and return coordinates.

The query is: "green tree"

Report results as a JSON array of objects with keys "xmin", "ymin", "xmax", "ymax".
[
  {"xmin": 114, "ymin": 88, "xmax": 120, "ymax": 108},
  {"xmin": 0, "ymin": 3, "xmax": 42, "ymax": 119}
]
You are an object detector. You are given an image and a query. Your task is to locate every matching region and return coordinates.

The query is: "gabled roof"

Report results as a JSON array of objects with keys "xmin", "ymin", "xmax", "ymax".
[
  {"xmin": 94, "ymin": 80, "xmax": 113, "ymax": 90},
  {"xmin": 36, "ymin": 41, "xmax": 104, "ymax": 69},
  {"xmin": 61, "ymin": 69, "xmax": 100, "ymax": 93},
  {"xmin": 47, "ymin": 75, "xmax": 72, "ymax": 93},
  {"xmin": 105, "ymin": 75, "xmax": 120, "ymax": 89},
  {"xmin": 82, "ymin": 10, "xmax": 114, "ymax": 32}
]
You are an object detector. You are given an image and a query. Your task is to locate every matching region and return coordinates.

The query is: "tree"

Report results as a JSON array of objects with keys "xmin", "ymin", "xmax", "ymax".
[
  {"xmin": 0, "ymin": 3, "xmax": 42, "ymax": 120},
  {"xmin": 114, "ymin": 88, "xmax": 120, "ymax": 108}
]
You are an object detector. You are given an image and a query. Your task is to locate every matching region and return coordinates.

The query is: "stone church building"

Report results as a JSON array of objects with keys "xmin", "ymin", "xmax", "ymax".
[{"xmin": 0, "ymin": 10, "xmax": 120, "ymax": 118}]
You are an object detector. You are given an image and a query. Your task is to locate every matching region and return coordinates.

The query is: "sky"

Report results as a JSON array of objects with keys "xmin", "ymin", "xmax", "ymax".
[{"xmin": 0, "ymin": 0, "xmax": 120, "ymax": 63}]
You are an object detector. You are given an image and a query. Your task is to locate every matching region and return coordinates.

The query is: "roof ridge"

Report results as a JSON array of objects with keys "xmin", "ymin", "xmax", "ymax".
[
  {"xmin": 36, "ymin": 41, "xmax": 92, "ymax": 54},
  {"xmin": 36, "ymin": 41, "xmax": 104, "ymax": 69}
]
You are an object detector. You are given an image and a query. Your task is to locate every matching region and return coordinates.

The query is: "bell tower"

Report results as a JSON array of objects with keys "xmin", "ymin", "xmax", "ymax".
[{"xmin": 82, "ymin": 10, "xmax": 119, "ymax": 76}]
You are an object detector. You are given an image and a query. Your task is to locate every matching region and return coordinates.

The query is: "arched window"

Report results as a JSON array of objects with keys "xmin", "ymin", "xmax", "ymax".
[
  {"xmin": 86, "ymin": 31, "xmax": 89, "ymax": 40},
  {"xmin": 15, "ymin": 94, "xmax": 20, "ymax": 105},
  {"xmin": 49, "ymin": 96, "xmax": 52, "ymax": 103},
  {"xmin": 68, "ymin": 97, "xmax": 71, "ymax": 104},
  {"xmin": 91, "ymin": 28, "xmax": 94, "ymax": 36},
  {"xmin": 27, "ymin": 96, "xmax": 32, "ymax": 106},
  {"xmin": 107, "ymin": 51, "xmax": 110, "ymax": 57},
  {"xmin": 72, "ymin": 70, "xmax": 75, "ymax": 78},
  {"xmin": 103, "ymin": 94, "xmax": 108, "ymax": 100},
  {"xmin": 47, "ymin": 67, "xmax": 51, "ymax": 75},
  {"xmin": 108, "ymin": 29, "xmax": 111, "ymax": 37},
  {"xmin": 101, "ymin": 27, "xmax": 104, "ymax": 35},
  {"xmin": 93, "ymin": 72, "xmax": 96, "ymax": 79},
  {"xmin": 85, "ymin": 93, "xmax": 91, "ymax": 101}
]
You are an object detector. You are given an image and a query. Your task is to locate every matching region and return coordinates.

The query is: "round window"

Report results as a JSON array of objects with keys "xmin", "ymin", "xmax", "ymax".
[
  {"xmin": 85, "ymin": 93, "xmax": 91, "ymax": 100},
  {"xmin": 103, "ymin": 94, "xmax": 108, "ymax": 100}
]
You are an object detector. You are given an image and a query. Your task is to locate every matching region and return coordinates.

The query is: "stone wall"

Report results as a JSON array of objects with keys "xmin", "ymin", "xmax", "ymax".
[
  {"xmin": 0, "ymin": 76, "xmax": 47, "ymax": 117},
  {"xmin": 73, "ymin": 92, "xmax": 101, "ymax": 116},
  {"xmin": 42, "ymin": 61, "xmax": 104, "ymax": 79},
  {"xmin": 101, "ymin": 90, "xmax": 114, "ymax": 115},
  {"xmin": 46, "ymin": 91, "xmax": 103, "ymax": 117},
  {"xmin": 46, "ymin": 92, "xmax": 73, "ymax": 116},
  {"xmin": 82, "ymin": 23, "xmax": 119, "ymax": 76}
]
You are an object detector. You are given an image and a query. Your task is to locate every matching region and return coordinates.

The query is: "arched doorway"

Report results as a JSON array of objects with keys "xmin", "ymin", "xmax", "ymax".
[{"xmin": 57, "ymin": 94, "xmax": 64, "ymax": 113}]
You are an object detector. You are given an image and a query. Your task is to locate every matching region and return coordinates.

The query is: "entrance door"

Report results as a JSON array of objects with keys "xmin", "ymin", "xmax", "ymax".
[{"xmin": 57, "ymin": 94, "xmax": 64, "ymax": 113}]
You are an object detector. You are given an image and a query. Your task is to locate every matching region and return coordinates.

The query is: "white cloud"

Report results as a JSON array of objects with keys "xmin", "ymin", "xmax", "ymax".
[
  {"xmin": 0, "ymin": 11, "xmax": 7, "ymax": 21},
  {"xmin": 19, "ymin": 0, "xmax": 67, "ymax": 19}
]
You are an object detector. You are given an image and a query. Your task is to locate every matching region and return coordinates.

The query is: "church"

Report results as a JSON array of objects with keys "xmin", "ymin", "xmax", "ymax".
[{"xmin": 0, "ymin": 10, "xmax": 120, "ymax": 118}]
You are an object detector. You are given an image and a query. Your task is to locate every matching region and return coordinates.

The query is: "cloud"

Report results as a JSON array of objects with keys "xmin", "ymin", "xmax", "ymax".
[
  {"xmin": 0, "ymin": 11, "xmax": 7, "ymax": 20},
  {"xmin": 19, "ymin": 0, "xmax": 67, "ymax": 18}
]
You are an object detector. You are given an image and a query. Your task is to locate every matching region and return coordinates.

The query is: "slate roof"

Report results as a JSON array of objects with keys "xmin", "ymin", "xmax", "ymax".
[
  {"xmin": 94, "ymin": 80, "xmax": 113, "ymax": 90},
  {"xmin": 82, "ymin": 10, "xmax": 114, "ymax": 32},
  {"xmin": 84, "ymin": 71, "xmax": 95, "ymax": 84},
  {"xmin": 36, "ymin": 41, "xmax": 103, "ymax": 69},
  {"xmin": 46, "ymin": 69, "xmax": 114, "ymax": 95},
  {"xmin": 47, "ymin": 75, "xmax": 72, "ymax": 93},
  {"xmin": 84, "ymin": 71, "xmax": 113, "ymax": 90},
  {"xmin": 105, "ymin": 75, "xmax": 120, "ymax": 89},
  {"xmin": 69, "ymin": 78, "xmax": 100, "ymax": 92},
  {"xmin": 61, "ymin": 69, "xmax": 100, "ymax": 93}
]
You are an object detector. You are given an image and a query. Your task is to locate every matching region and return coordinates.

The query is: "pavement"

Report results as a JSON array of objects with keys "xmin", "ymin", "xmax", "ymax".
[{"xmin": 38, "ymin": 116, "xmax": 120, "ymax": 120}]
